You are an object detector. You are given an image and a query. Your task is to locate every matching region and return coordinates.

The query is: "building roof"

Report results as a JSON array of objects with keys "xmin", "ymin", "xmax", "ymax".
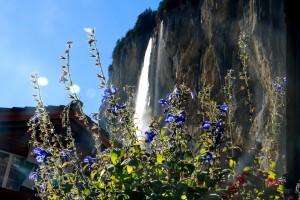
[{"xmin": 0, "ymin": 101, "xmax": 110, "ymax": 157}]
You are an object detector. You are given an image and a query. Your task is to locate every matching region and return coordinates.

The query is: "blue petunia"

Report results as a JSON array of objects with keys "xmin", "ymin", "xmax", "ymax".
[
  {"xmin": 84, "ymin": 156, "xmax": 96, "ymax": 164},
  {"xmin": 29, "ymin": 172, "xmax": 38, "ymax": 182},
  {"xmin": 145, "ymin": 130, "xmax": 156, "ymax": 143},
  {"xmin": 202, "ymin": 121, "xmax": 211, "ymax": 130},
  {"xmin": 202, "ymin": 152, "xmax": 214, "ymax": 162},
  {"xmin": 218, "ymin": 105, "xmax": 229, "ymax": 114}
]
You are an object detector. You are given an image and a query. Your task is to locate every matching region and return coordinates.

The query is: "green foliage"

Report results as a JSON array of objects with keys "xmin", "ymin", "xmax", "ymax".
[{"xmin": 27, "ymin": 30, "xmax": 288, "ymax": 200}]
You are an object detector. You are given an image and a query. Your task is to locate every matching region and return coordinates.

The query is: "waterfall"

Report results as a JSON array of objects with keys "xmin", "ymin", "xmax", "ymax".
[
  {"xmin": 154, "ymin": 21, "xmax": 165, "ymax": 115},
  {"xmin": 134, "ymin": 38, "xmax": 153, "ymax": 139}
]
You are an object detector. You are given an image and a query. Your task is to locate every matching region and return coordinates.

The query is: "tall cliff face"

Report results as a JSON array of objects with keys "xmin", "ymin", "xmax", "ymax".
[{"xmin": 107, "ymin": 0, "xmax": 286, "ymax": 168}]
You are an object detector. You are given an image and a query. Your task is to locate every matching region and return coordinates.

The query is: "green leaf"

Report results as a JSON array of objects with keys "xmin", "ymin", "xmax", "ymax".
[
  {"xmin": 127, "ymin": 165, "xmax": 133, "ymax": 174},
  {"xmin": 110, "ymin": 150, "xmax": 119, "ymax": 165},
  {"xmin": 91, "ymin": 170, "xmax": 97, "ymax": 179},
  {"xmin": 270, "ymin": 161, "xmax": 276, "ymax": 169},
  {"xmin": 61, "ymin": 162, "xmax": 69, "ymax": 168},
  {"xmin": 267, "ymin": 169, "xmax": 277, "ymax": 179},
  {"xmin": 84, "ymin": 189, "xmax": 91, "ymax": 195},
  {"xmin": 243, "ymin": 166, "xmax": 253, "ymax": 172},
  {"xmin": 229, "ymin": 158, "xmax": 237, "ymax": 168},
  {"xmin": 157, "ymin": 154, "xmax": 164, "ymax": 164}
]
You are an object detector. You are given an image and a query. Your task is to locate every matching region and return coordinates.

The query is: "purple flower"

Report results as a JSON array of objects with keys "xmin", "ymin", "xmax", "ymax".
[
  {"xmin": 159, "ymin": 99, "xmax": 168, "ymax": 105},
  {"xmin": 202, "ymin": 152, "xmax": 214, "ymax": 162},
  {"xmin": 33, "ymin": 147, "xmax": 51, "ymax": 162},
  {"xmin": 29, "ymin": 172, "xmax": 38, "ymax": 182},
  {"xmin": 84, "ymin": 156, "xmax": 96, "ymax": 164},
  {"xmin": 218, "ymin": 105, "xmax": 228, "ymax": 114},
  {"xmin": 145, "ymin": 131, "xmax": 156, "ymax": 143},
  {"xmin": 202, "ymin": 121, "xmax": 211, "ymax": 130}
]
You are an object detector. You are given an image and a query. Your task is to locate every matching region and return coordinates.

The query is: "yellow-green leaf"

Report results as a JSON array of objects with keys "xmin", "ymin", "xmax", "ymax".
[
  {"xmin": 127, "ymin": 165, "xmax": 133, "ymax": 174},
  {"xmin": 84, "ymin": 189, "xmax": 91, "ymax": 195},
  {"xmin": 91, "ymin": 170, "xmax": 97, "ymax": 179},
  {"xmin": 157, "ymin": 154, "xmax": 164, "ymax": 164},
  {"xmin": 267, "ymin": 169, "xmax": 277, "ymax": 179},
  {"xmin": 110, "ymin": 150, "xmax": 119, "ymax": 165},
  {"xmin": 229, "ymin": 158, "xmax": 237, "ymax": 168},
  {"xmin": 270, "ymin": 161, "xmax": 276, "ymax": 169},
  {"xmin": 61, "ymin": 162, "xmax": 69, "ymax": 168},
  {"xmin": 181, "ymin": 195, "xmax": 187, "ymax": 200},
  {"xmin": 243, "ymin": 166, "xmax": 253, "ymax": 172}
]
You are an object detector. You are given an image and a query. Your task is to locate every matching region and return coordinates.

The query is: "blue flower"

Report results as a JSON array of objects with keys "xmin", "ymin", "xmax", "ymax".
[
  {"xmin": 202, "ymin": 152, "xmax": 214, "ymax": 162},
  {"xmin": 191, "ymin": 92, "xmax": 195, "ymax": 99},
  {"xmin": 33, "ymin": 147, "xmax": 51, "ymax": 162},
  {"xmin": 33, "ymin": 147, "xmax": 44, "ymax": 156},
  {"xmin": 216, "ymin": 118, "xmax": 223, "ymax": 127},
  {"xmin": 84, "ymin": 156, "xmax": 96, "ymax": 164},
  {"xmin": 145, "ymin": 131, "xmax": 156, "ymax": 143},
  {"xmin": 165, "ymin": 113, "xmax": 177, "ymax": 123},
  {"xmin": 166, "ymin": 93, "xmax": 173, "ymax": 101},
  {"xmin": 159, "ymin": 99, "xmax": 168, "ymax": 105},
  {"xmin": 90, "ymin": 113, "xmax": 99, "ymax": 120},
  {"xmin": 218, "ymin": 105, "xmax": 228, "ymax": 114},
  {"xmin": 110, "ymin": 85, "xmax": 117, "ymax": 94},
  {"xmin": 101, "ymin": 85, "xmax": 117, "ymax": 103},
  {"xmin": 282, "ymin": 77, "xmax": 286, "ymax": 85},
  {"xmin": 59, "ymin": 150, "xmax": 73, "ymax": 157},
  {"xmin": 165, "ymin": 113, "xmax": 185, "ymax": 125},
  {"xmin": 163, "ymin": 107, "xmax": 170, "ymax": 114},
  {"xmin": 113, "ymin": 104, "xmax": 126, "ymax": 113},
  {"xmin": 213, "ymin": 134, "xmax": 222, "ymax": 146},
  {"xmin": 29, "ymin": 172, "xmax": 38, "ymax": 182},
  {"xmin": 202, "ymin": 121, "xmax": 211, "ymax": 130},
  {"xmin": 211, "ymin": 129, "xmax": 217, "ymax": 136}
]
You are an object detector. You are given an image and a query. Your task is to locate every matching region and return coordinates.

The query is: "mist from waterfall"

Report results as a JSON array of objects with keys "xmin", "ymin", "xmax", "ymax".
[
  {"xmin": 134, "ymin": 38, "xmax": 153, "ymax": 139},
  {"xmin": 154, "ymin": 21, "xmax": 165, "ymax": 115}
]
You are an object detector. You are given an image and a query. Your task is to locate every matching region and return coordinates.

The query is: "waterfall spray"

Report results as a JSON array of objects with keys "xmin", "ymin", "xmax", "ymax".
[
  {"xmin": 154, "ymin": 21, "xmax": 165, "ymax": 115},
  {"xmin": 134, "ymin": 38, "xmax": 153, "ymax": 140}
]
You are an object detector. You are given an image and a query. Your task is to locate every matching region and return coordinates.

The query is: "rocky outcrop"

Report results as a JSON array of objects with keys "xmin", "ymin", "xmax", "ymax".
[{"xmin": 106, "ymin": 0, "xmax": 286, "ymax": 170}]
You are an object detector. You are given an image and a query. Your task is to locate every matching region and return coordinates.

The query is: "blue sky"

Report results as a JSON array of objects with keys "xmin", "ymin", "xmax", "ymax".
[{"xmin": 0, "ymin": 0, "xmax": 161, "ymax": 116}]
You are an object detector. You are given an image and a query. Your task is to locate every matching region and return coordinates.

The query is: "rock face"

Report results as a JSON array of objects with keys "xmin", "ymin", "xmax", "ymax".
[{"xmin": 106, "ymin": 0, "xmax": 286, "ymax": 170}]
